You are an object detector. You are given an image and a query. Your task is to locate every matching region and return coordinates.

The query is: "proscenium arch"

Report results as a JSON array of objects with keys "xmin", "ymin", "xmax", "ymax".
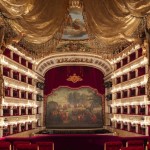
[{"xmin": 36, "ymin": 53, "xmax": 112, "ymax": 76}]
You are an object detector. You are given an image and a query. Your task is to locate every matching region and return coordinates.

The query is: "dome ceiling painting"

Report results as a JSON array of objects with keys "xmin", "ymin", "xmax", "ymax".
[{"xmin": 0, "ymin": 0, "xmax": 150, "ymax": 60}]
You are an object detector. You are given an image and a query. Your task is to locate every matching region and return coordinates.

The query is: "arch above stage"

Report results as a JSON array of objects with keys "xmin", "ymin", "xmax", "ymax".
[{"xmin": 36, "ymin": 53, "xmax": 112, "ymax": 76}]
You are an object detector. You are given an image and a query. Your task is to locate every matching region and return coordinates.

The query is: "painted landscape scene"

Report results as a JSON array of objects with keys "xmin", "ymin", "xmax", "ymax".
[{"xmin": 46, "ymin": 87, "xmax": 103, "ymax": 128}]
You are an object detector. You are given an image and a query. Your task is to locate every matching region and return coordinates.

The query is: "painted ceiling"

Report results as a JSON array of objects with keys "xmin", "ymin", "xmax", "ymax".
[{"xmin": 62, "ymin": 7, "xmax": 88, "ymax": 40}]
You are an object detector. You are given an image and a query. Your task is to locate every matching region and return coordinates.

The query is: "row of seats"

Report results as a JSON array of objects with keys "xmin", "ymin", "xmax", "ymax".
[
  {"xmin": 104, "ymin": 140, "xmax": 149, "ymax": 150},
  {"xmin": 0, "ymin": 141, "xmax": 54, "ymax": 150},
  {"xmin": 120, "ymin": 147, "xmax": 144, "ymax": 150}
]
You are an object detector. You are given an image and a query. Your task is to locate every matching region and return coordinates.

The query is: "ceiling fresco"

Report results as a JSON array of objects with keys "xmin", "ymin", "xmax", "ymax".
[{"xmin": 62, "ymin": 7, "xmax": 88, "ymax": 40}]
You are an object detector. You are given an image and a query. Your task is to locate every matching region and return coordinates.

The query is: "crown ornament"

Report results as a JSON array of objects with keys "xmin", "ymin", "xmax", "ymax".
[{"xmin": 67, "ymin": 73, "xmax": 83, "ymax": 83}]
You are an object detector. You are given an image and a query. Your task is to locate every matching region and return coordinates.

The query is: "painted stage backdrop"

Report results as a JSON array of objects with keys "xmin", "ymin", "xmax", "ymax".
[{"xmin": 46, "ymin": 87, "xmax": 103, "ymax": 128}]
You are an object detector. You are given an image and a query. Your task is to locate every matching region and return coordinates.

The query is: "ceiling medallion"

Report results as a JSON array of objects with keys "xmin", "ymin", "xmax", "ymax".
[{"xmin": 67, "ymin": 73, "xmax": 83, "ymax": 83}]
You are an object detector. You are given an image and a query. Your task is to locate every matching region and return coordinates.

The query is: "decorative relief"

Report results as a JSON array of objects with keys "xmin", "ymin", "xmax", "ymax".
[
  {"xmin": 113, "ymin": 114, "xmax": 144, "ymax": 122},
  {"xmin": 66, "ymin": 73, "xmax": 83, "ymax": 83},
  {"xmin": 112, "ymin": 95, "xmax": 147, "ymax": 105},
  {"xmin": 56, "ymin": 42, "xmax": 91, "ymax": 52},
  {"xmin": 147, "ymin": 73, "xmax": 150, "ymax": 100},
  {"xmin": 112, "ymin": 74, "xmax": 148, "ymax": 93},
  {"xmin": 37, "ymin": 54, "xmax": 112, "ymax": 76},
  {"xmin": 56, "ymin": 57, "xmax": 93, "ymax": 63},
  {"xmin": 0, "ymin": 64, "xmax": 4, "ymax": 104},
  {"xmin": 4, "ymin": 76, "xmax": 35, "ymax": 92},
  {"xmin": 112, "ymin": 56, "xmax": 147, "ymax": 78}
]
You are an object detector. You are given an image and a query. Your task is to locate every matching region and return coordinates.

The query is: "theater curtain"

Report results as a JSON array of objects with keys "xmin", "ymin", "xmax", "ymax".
[
  {"xmin": 83, "ymin": 0, "xmax": 150, "ymax": 44},
  {"xmin": 44, "ymin": 66, "xmax": 105, "ymax": 95},
  {"xmin": 0, "ymin": 0, "xmax": 68, "ymax": 44}
]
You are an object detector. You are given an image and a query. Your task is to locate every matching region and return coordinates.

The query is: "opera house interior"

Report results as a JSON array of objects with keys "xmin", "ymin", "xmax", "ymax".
[{"xmin": 0, "ymin": 0, "xmax": 150, "ymax": 150}]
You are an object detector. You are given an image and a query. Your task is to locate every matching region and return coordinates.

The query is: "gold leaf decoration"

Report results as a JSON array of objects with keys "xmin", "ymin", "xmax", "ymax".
[{"xmin": 67, "ymin": 73, "xmax": 83, "ymax": 83}]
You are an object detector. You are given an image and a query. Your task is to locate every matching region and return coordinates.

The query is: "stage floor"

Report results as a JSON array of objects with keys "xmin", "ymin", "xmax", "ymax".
[{"xmin": 37, "ymin": 128, "xmax": 113, "ymax": 134}]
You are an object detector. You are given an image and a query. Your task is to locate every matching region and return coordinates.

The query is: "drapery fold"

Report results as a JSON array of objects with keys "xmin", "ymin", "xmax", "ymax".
[
  {"xmin": 0, "ymin": 0, "xmax": 150, "ymax": 46},
  {"xmin": 83, "ymin": 0, "xmax": 150, "ymax": 44},
  {"xmin": 0, "ymin": 0, "xmax": 68, "ymax": 44},
  {"xmin": 44, "ymin": 66, "xmax": 105, "ymax": 95}
]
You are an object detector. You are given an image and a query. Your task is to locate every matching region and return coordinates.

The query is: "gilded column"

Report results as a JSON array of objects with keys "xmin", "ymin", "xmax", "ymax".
[
  {"xmin": 0, "ymin": 18, "xmax": 6, "ymax": 105},
  {"xmin": 144, "ymin": 25, "xmax": 150, "ymax": 100},
  {"xmin": 0, "ymin": 49, "xmax": 5, "ymax": 104}
]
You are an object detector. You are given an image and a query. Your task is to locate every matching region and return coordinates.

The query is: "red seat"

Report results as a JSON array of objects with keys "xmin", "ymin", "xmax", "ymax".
[
  {"xmin": 13, "ymin": 141, "xmax": 31, "ymax": 150},
  {"xmin": 36, "ymin": 142, "xmax": 54, "ymax": 150},
  {"xmin": 104, "ymin": 141, "xmax": 122, "ymax": 150},
  {"xmin": 126, "ymin": 140, "xmax": 144, "ymax": 147},
  {"xmin": 0, "ymin": 141, "xmax": 11, "ymax": 150},
  {"xmin": 120, "ymin": 146, "xmax": 144, "ymax": 150},
  {"xmin": 15, "ymin": 143, "xmax": 38, "ymax": 150}
]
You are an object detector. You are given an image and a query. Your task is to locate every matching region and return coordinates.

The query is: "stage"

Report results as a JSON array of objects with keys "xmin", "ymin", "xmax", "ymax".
[{"xmin": 37, "ymin": 128, "xmax": 112, "ymax": 134}]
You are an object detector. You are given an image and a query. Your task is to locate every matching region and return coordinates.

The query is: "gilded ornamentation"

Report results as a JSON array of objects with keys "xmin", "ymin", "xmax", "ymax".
[
  {"xmin": 56, "ymin": 42, "xmax": 91, "ymax": 52},
  {"xmin": 36, "ymin": 54, "xmax": 112, "ymax": 76},
  {"xmin": 0, "ymin": 19, "xmax": 5, "ymax": 101},
  {"xmin": 69, "ymin": 0, "xmax": 82, "ymax": 9},
  {"xmin": 0, "ymin": 64, "xmax": 4, "ymax": 104},
  {"xmin": 147, "ymin": 71, "xmax": 150, "ymax": 100},
  {"xmin": 141, "ymin": 41, "xmax": 147, "ymax": 56},
  {"xmin": 67, "ymin": 73, "xmax": 83, "ymax": 83}
]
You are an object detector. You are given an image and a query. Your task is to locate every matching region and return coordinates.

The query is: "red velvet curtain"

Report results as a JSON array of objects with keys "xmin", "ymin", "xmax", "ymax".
[
  {"xmin": 117, "ymin": 107, "xmax": 121, "ymax": 114},
  {"xmin": 123, "ymin": 74, "xmax": 127, "ymax": 82},
  {"xmin": 5, "ymin": 87, "xmax": 11, "ymax": 97},
  {"xmin": 123, "ymin": 57, "xmax": 128, "ymax": 66},
  {"xmin": 3, "ymin": 48, "xmax": 11, "ymax": 58},
  {"xmin": 13, "ymin": 107, "xmax": 19, "ymax": 116},
  {"xmin": 3, "ymin": 67, "xmax": 10, "ymax": 77},
  {"xmin": 116, "ymin": 62, "xmax": 121, "ymax": 69},
  {"xmin": 138, "ymin": 67, "xmax": 145, "ymax": 76},
  {"xmin": 13, "ymin": 53, "xmax": 19, "ymax": 63},
  {"xmin": 138, "ymin": 48, "xmax": 142, "ymax": 57},
  {"xmin": 13, "ymin": 71, "xmax": 19, "ymax": 80},
  {"xmin": 44, "ymin": 66, "xmax": 105, "ymax": 95},
  {"xmin": 21, "ymin": 58, "xmax": 26, "ymax": 66},
  {"xmin": 130, "ymin": 52, "xmax": 136, "ymax": 62},
  {"xmin": 28, "ymin": 62, "xmax": 32, "ymax": 69},
  {"xmin": 130, "ymin": 71, "xmax": 135, "ymax": 79},
  {"xmin": 117, "ymin": 92, "xmax": 121, "ymax": 99},
  {"xmin": 116, "ymin": 77, "xmax": 121, "ymax": 84}
]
